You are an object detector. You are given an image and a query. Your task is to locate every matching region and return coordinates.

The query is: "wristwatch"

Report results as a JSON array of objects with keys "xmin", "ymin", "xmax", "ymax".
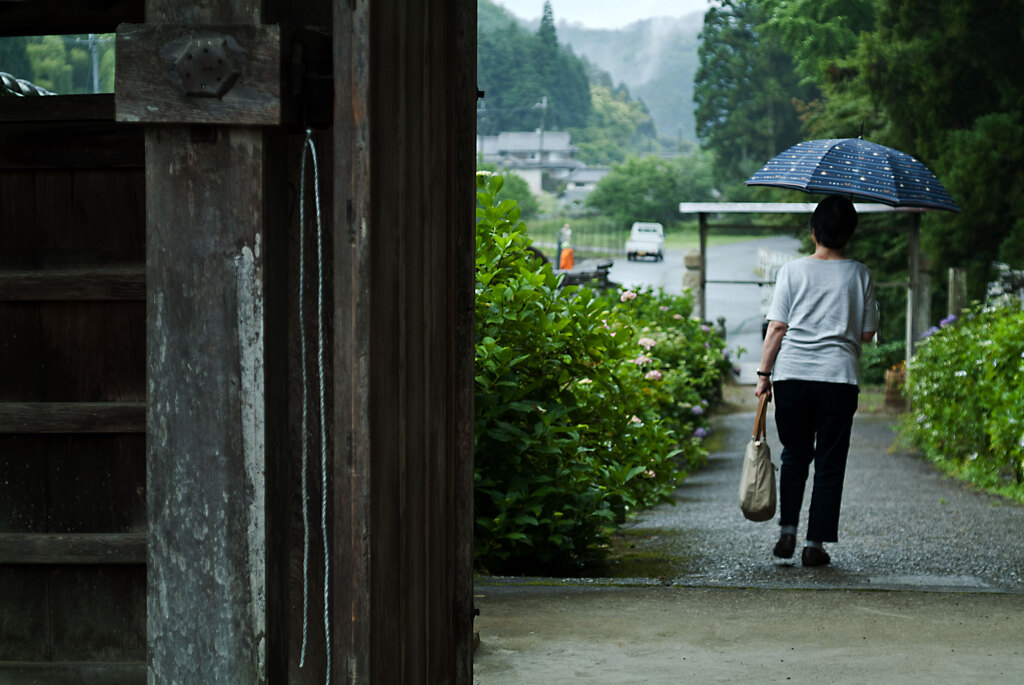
[{"xmin": 756, "ymin": 370, "xmax": 771, "ymax": 378}]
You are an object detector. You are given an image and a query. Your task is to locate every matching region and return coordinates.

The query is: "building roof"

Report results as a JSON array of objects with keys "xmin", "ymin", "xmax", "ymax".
[
  {"xmin": 565, "ymin": 166, "xmax": 609, "ymax": 184},
  {"xmin": 477, "ymin": 131, "xmax": 574, "ymax": 155}
]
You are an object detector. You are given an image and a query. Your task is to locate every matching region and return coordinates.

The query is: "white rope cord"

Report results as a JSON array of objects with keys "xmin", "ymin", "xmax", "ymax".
[
  {"xmin": 298, "ymin": 131, "xmax": 312, "ymax": 668},
  {"xmin": 298, "ymin": 128, "xmax": 332, "ymax": 682}
]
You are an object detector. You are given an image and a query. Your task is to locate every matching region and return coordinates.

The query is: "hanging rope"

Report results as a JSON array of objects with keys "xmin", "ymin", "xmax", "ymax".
[
  {"xmin": 298, "ymin": 130, "xmax": 312, "ymax": 667},
  {"xmin": 298, "ymin": 128, "xmax": 332, "ymax": 683}
]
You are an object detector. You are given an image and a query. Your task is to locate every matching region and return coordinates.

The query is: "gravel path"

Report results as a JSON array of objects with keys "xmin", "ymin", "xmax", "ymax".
[{"xmin": 617, "ymin": 404, "xmax": 1024, "ymax": 593}]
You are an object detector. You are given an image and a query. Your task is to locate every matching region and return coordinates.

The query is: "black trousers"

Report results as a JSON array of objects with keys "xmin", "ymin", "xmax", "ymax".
[{"xmin": 773, "ymin": 380, "xmax": 859, "ymax": 543}]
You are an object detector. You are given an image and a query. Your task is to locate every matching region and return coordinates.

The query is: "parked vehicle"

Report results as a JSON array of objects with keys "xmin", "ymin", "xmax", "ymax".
[{"xmin": 625, "ymin": 222, "xmax": 665, "ymax": 261}]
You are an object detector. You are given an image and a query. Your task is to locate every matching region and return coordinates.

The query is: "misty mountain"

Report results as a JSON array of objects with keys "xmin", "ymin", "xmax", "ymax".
[
  {"xmin": 555, "ymin": 14, "xmax": 705, "ymax": 145},
  {"xmin": 478, "ymin": 1, "xmax": 705, "ymax": 145}
]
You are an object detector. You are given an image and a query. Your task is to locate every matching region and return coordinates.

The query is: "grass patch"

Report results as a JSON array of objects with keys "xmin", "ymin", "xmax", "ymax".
[{"xmin": 583, "ymin": 527, "xmax": 694, "ymax": 580}]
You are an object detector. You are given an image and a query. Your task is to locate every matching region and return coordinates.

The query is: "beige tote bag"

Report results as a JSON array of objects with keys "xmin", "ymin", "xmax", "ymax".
[{"xmin": 739, "ymin": 393, "xmax": 776, "ymax": 522}]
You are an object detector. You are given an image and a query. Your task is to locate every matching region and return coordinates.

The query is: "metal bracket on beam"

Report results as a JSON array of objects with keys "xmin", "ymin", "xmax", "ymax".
[{"xmin": 115, "ymin": 23, "xmax": 283, "ymax": 125}]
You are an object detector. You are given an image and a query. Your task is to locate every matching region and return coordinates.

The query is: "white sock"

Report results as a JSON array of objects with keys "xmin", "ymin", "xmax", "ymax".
[
  {"xmin": 805, "ymin": 540, "xmax": 823, "ymax": 549},
  {"xmin": 781, "ymin": 525, "xmax": 797, "ymax": 536}
]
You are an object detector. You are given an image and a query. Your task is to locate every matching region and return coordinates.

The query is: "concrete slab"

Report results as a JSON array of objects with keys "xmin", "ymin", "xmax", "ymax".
[{"xmin": 473, "ymin": 584, "xmax": 1024, "ymax": 684}]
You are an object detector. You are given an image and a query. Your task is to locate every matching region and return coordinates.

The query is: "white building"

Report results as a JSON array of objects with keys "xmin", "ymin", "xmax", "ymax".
[{"xmin": 477, "ymin": 130, "xmax": 581, "ymax": 195}]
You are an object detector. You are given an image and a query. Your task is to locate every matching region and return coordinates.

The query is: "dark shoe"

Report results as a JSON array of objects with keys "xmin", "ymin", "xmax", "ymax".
[
  {"xmin": 801, "ymin": 546, "xmax": 831, "ymax": 567},
  {"xmin": 773, "ymin": 533, "xmax": 796, "ymax": 559}
]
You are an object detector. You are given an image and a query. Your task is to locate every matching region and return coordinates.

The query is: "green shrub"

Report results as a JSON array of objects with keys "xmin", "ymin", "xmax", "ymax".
[
  {"xmin": 900, "ymin": 305, "xmax": 1024, "ymax": 501},
  {"xmin": 860, "ymin": 339, "xmax": 905, "ymax": 385},
  {"xmin": 473, "ymin": 172, "xmax": 730, "ymax": 574}
]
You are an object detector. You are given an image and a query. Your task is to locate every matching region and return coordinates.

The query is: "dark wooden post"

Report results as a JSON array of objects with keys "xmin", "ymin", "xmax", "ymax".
[{"xmin": 333, "ymin": 0, "xmax": 476, "ymax": 682}]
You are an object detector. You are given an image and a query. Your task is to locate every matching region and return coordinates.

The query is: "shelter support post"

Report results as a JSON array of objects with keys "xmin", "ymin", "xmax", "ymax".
[
  {"xmin": 906, "ymin": 213, "xmax": 930, "ymax": 360},
  {"xmin": 948, "ymin": 268, "xmax": 968, "ymax": 318},
  {"xmin": 698, "ymin": 212, "xmax": 708, "ymax": 321}
]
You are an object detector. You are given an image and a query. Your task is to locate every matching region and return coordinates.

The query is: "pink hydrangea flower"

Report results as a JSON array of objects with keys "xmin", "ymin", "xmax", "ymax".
[
  {"xmin": 631, "ymin": 355, "xmax": 653, "ymax": 365},
  {"xmin": 638, "ymin": 337, "xmax": 657, "ymax": 350},
  {"xmin": 645, "ymin": 369, "xmax": 663, "ymax": 381},
  {"xmin": 620, "ymin": 290, "xmax": 638, "ymax": 302}
]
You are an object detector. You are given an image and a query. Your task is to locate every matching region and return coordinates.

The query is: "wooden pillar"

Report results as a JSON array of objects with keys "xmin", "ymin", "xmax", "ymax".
[{"xmin": 130, "ymin": 2, "xmax": 289, "ymax": 683}]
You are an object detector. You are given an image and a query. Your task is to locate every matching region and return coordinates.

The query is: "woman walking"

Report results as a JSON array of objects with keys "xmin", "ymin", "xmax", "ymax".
[{"xmin": 754, "ymin": 195, "xmax": 877, "ymax": 567}]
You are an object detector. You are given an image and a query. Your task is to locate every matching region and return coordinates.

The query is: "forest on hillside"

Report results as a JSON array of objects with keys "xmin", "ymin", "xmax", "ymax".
[{"xmin": 477, "ymin": 0, "xmax": 670, "ymax": 164}]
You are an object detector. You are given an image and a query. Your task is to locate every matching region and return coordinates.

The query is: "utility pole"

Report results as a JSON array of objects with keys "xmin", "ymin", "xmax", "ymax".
[
  {"xmin": 89, "ymin": 34, "xmax": 100, "ymax": 94},
  {"xmin": 536, "ymin": 95, "xmax": 547, "ymax": 190}
]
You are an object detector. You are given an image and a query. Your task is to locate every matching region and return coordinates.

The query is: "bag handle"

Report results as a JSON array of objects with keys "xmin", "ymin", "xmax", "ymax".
[{"xmin": 752, "ymin": 393, "xmax": 769, "ymax": 442}]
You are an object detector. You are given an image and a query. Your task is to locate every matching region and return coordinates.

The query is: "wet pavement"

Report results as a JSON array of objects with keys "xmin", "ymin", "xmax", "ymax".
[
  {"xmin": 473, "ymin": 400, "xmax": 1024, "ymax": 683},
  {"xmin": 620, "ymin": 408, "xmax": 1024, "ymax": 593}
]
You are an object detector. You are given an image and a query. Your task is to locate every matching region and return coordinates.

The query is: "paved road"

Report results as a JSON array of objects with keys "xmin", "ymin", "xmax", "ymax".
[
  {"xmin": 474, "ymin": 406, "xmax": 1024, "ymax": 683},
  {"xmin": 608, "ymin": 236, "xmax": 801, "ymax": 383}
]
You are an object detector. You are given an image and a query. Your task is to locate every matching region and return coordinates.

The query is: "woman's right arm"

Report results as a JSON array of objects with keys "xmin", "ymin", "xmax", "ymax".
[{"xmin": 755, "ymin": 320, "xmax": 787, "ymax": 400}]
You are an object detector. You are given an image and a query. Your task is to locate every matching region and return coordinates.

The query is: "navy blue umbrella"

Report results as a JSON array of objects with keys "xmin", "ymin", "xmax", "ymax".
[{"xmin": 745, "ymin": 138, "xmax": 960, "ymax": 212}]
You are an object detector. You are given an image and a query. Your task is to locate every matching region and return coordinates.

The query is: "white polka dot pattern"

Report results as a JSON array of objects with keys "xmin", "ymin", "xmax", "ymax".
[{"xmin": 746, "ymin": 138, "xmax": 960, "ymax": 212}]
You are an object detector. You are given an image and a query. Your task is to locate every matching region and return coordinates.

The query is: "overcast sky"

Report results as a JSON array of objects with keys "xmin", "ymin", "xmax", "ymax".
[{"xmin": 494, "ymin": 0, "xmax": 712, "ymax": 29}]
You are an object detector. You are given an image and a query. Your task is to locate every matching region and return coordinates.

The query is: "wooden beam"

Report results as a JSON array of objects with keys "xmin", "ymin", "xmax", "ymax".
[
  {"xmin": 0, "ymin": 533, "xmax": 146, "ymax": 564},
  {"xmin": 0, "ymin": 662, "xmax": 145, "ymax": 685},
  {"xmin": 0, "ymin": 663, "xmax": 144, "ymax": 685},
  {"xmin": 0, "ymin": 402, "xmax": 146, "ymax": 433},
  {"xmin": 0, "ymin": 122, "xmax": 144, "ymax": 170},
  {"xmin": 0, "ymin": 266, "xmax": 145, "ymax": 301},
  {"xmin": 0, "ymin": 94, "xmax": 115, "ymax": 124},
  {"xmin": 0, "ymin": 0, "xmax": 143, "ymax": 37},
  {"xmin": 116, "ymin": 23, "xmax": 283, "ymax": 125}
]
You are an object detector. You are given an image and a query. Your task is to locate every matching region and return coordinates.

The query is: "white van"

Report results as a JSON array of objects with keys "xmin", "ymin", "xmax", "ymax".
[{"xmin": 624, "ymin": 222, "xmax": 665, "ymax": 262}]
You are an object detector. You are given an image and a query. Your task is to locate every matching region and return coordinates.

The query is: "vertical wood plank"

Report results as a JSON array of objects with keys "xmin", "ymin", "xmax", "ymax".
[
  {"xmin": 48, "ymin": 566, "xmax": 146, "ymax": 661},
  {"xmin": 0, "ymin": 172, "xmax": 37, "ymax": 267},
  {"xmin": 0, "ymin": 568, "xmax": 50, "ymax": 661},
  {"xmin": 450, "ymin": 4, "xmax": 478, "ymax": 681},
  {"xmin": 333, "ymin": 0, "xmax": 373, "ymax": 679}
]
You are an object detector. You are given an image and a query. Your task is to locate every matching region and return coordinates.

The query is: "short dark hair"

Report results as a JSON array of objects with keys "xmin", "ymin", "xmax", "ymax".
[{"xmin": 810, "ymin": 195, "xmax": 858, "ymax": 249}]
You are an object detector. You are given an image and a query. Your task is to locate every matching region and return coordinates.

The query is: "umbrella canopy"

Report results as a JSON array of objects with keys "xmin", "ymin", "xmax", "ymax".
[{"xmin": 745, "ymin": 138, "xmax": 960, "ymax": 212}]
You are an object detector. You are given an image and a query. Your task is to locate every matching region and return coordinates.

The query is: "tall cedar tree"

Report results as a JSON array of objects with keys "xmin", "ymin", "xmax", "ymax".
[{"xmin": 693, "ymin": 0, "xmax": 816, "ymax": 192}]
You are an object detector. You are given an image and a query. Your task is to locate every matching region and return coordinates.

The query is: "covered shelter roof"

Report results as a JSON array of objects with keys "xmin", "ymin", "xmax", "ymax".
[{"xmin": 678, "ymin": 202, "xmax": 934, "ymax": 368}]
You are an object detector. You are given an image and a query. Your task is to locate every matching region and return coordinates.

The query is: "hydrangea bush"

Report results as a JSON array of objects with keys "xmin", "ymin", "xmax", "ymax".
[
  {"xmin": 474, "ymin": 173, "xmax": 731, "ymax": 573},
  {"xmin": 900, "ymin": 305, "xmax": 1024, "ymax": 501}
]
